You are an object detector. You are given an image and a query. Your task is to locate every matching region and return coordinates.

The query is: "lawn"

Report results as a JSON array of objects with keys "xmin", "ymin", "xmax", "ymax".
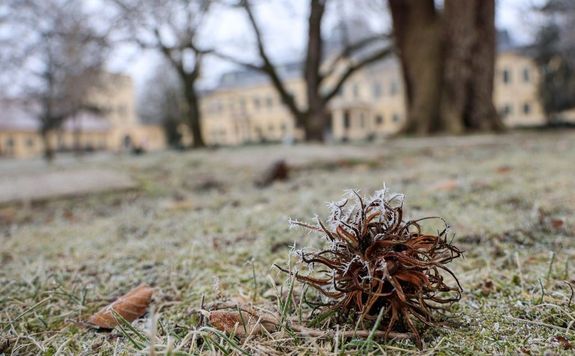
[{"xmin": 1, "ymin": 130, "xmax": 574, "ymax": 355}]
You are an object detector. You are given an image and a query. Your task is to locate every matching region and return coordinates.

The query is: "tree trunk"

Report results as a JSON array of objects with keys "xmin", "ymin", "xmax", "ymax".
[
  {"xmin": 388, "ymin": 0, "xmax": 443, "ymax": 135},
  {"xmin": 41, "ymin": 130, "xmax": 54, "ymax": 162},
  {"xmin": 440, "ymin": 0, "xmax": 476, "ymax": 133},
  {"xmin": 182, "ymin": 76, "xmax": 205, "ymax": 148},
  {"xmin": 304, "ymin": 0, "xmax": 327, "ymax": 141},
  {"xmin": 389, "ymin": 0, "xmax": 504, "ymax": 135},
  {"xmin": 467, "ymin": 0, "xmax": 505, "ymax": 131}
]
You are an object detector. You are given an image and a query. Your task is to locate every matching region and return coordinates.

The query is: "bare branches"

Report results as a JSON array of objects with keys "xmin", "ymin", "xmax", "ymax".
[
  {"xmin": 321, "ymin": 33, "xmax": 392, "ymax": 80},
  {"xmin": 109, "ymin": 0, "xmax": 214, "ymax": 147},
  {"xmin": 323, "ymin": 45, "xmax": 393, "ymax": 103},
  {"xmin": 240, "ymin": 0, "xmax": 305, "ymax": 124},
  {"xmin": 214, "ymin": 0, "xmax": 392, "ymax": 139}
]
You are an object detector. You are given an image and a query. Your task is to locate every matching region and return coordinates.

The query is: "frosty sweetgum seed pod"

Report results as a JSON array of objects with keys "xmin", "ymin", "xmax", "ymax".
[{"xmin": 279, "ymin": 187, "xmax": 462, "ymax": 348}]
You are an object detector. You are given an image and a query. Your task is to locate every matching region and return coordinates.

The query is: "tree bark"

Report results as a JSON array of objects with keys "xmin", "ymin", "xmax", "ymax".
[
  {"xmin": 41, "ymin": 130, "xmax": 54, "ymax": 162},
  {"xmin": 389, "ymin": 0, "xmax": 503, "ymax": 135},
  {"xmin": 440, "ymin": 0, "xmax": 475, "ymax": 133},
  {"xmin": 304, "ymin": 0, "xmax": 327, "ymax": 141},
  {"xmin": 182, "ymin": 75, "xmax": 205, "ymax": 148},
  {"xmin": 467, "ymin": 0, "xmax": 505, "ymax": 131},
  {"xmin": 388, "ymin": 0, "xmax": 443, "ymax": 135}
]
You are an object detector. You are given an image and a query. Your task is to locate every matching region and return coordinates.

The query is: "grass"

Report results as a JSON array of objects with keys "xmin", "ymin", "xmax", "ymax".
[{"xmin": 1, "ymin": 130, "xmax": 575, "ymax": 354}]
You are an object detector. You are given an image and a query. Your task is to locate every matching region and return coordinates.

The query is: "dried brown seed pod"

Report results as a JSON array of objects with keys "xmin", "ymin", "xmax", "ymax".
[{"xmin": 277, "ymin": 188, "xmax": 462, "ymax": 348}]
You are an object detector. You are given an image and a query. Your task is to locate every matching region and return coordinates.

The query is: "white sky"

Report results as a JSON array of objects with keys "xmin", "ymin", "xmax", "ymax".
[{"xmin": 104, "ymin": 0, "xmax": 546, "ymax": 100}]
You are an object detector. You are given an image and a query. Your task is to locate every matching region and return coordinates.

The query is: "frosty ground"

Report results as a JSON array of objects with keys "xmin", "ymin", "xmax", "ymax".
[{"xmin": 1, "ymin": 130, "xmax": 574, "ymax": 354}]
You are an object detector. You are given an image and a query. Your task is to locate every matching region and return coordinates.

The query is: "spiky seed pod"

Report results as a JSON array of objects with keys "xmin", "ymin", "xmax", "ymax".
[{"xmin": 278, "ymin": 188, "xmax": 462, "ymax": 348}]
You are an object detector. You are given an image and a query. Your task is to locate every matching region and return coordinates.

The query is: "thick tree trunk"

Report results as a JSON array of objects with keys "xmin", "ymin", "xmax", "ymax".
[
  {"xmin": 440, "ymin": 0, "xmax": 476, "ymax": 133},
  {"xmin": 389, "ymin": 0, "xmax": 503, "ymax": 135},
  {"xmin": 41, "ymin": 130, "xmax": 54, "ymax": 162},
  {"xmin": 305, "ymin": 109, "xmax": 328, "ymax": 141},
  {"xmin": 304, "ymin": 0, "xmax": 326, "ymax": 141},
  {"xmin": 182, "ymin": 76, "xmax": 205, "ymax": 148},
  {"xmin": 388, "ymin": 0, "xmax": 443, "ymax": 135},
  {"xmin": 468, "ymin": 0, "xmax": 505, "ymax": 131}
]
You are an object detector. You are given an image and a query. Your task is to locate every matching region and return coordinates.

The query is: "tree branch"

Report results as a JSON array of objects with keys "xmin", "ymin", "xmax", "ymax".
[
  {"xmin": 323, "ymin": 46, "xmax": 393, "ymax": 104},
  {"xmin": 239, "ymin": 0, "xmax": 305, "ymax": 125},
  {"xmin": 321, "ymin": 33, "xmax": 392, "ymax": 80}
]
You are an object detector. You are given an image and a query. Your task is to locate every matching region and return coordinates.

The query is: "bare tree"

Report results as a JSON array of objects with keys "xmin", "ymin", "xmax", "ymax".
[
  {"xmin": 215, "ymin": 0, "xmax": 392, "ymax": 142},
  {"xmin": 138, "ymin": 61, "xmax": 186, "ymax": 148},
  {"xmin": 110, "ymin": 0, "xmax": 212, "ymax": 148},
  {"xmin": 0, "ymin": 0, "xmax": 109, "ymax": 160},
  {"xmin": 533, "ymin": 0, "xmax": 575, "ymax": 121},
  {"xmin": 388, "ymin": 0, "xmax": 504, "ymax": 135}
]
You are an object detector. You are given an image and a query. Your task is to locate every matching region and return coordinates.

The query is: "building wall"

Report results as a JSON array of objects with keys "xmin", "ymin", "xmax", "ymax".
[
  {"xmin": 0, "ymin": 73, "xmax": 166, "ymax": 159},
  {"xmin": 494, "ymin": 52, "xmax": 545, "ymax": 127},
  {"xmin": 200, "ymin": 78, "xmax": 304, "ymax": 145},
  {"xmin": 201, "ymin": 51, "xmax": 545, "ymax": 146},
  {"xmin": 0, "ymin": 131, "xmax": 43, "ymax": 158},
  {"xmin": 0, "ymin": 129, "xmax": 110, "ymax": 158}
]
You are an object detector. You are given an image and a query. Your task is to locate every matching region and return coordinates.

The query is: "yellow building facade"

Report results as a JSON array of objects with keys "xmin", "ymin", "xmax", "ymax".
[
  {"xmin": 0, "ymin": 73, "xmax": 166, "ymax": 159},
  {"xmin": 200, "ymin": 50, "xmax": 545, "ymax": 146}
]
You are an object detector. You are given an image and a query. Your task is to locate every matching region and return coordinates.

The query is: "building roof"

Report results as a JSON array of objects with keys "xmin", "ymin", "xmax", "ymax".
[
  {"xmin": 212, "ymin": 28, "xmax": 531, "ymax": 92},
  {"xmin": 0, "ymin": 99, "xmax": 110, "ymax": 133}
]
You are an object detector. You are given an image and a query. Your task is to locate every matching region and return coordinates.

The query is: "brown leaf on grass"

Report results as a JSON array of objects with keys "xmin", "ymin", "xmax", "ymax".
[
  {"xmin": 88, "ymin": 284, "xmax": 153, "ymax": 329},
  {"xmin": 550, "ymin": 218, "xmax": 565, "ymax": 229},
  {"xmin": 496, "ymin": 165, "xmax": 512, "ymax": 174},
  {"xmin": 480, "ymin": 280, "xmax": 494, "ymax": 296},
  {"xmin": 430, "ymin": 179, "xmax": 460, "ymax": 191},
  {"xmin": 255, "ymin": 160, "xmax": 289, "ymax": 188},
  {"xmin": 554, "ymin": 335, "xmax": 573, "ymax": 350},
  {"xmin": 208, "ymin": 310, "xmax": 277, "ymax": 337}
]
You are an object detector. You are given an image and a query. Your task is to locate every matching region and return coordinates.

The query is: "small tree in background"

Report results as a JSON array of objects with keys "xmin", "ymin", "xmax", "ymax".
[
  {"xmin": 0, "ymin": 0, "xmax": 109, "ymax": 160},
  {"xmin": 138, "ymin": 62, "xmax": 186, "ymax": 149},
  {"xmin": 533, "ymin": 0, "xmax": 575, "ymax": 122},
  {"xmin": 110, "ymin": 0, "xmax": 213, "ymax": 149}
]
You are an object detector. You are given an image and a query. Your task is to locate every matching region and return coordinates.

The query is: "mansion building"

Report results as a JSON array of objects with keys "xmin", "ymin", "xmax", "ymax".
[
  {"xmin": 199, "ymin": 49, "xmax": 545, "ymax": 146},
  {"xmin": 0, "ymin": 73, "xmax": 165, "ymax": 159}
]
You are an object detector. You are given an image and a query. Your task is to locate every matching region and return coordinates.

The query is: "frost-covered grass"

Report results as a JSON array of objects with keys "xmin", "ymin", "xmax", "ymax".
[{"xmin": 1, "ymin": 130, "xmax": 575, "ymax": 354}]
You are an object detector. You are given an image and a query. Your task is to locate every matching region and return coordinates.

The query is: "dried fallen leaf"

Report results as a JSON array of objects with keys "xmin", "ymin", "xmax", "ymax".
[
  {"xmin": 430, "ymin": 179, "xmax": 460, "ymax": 191},
  {"xmin": 88, "ymin": 283, "xmax": 153, "ymax": 329},
  {"xmin": 208, "ymin": 310, "xmax": 277, "ymax": 337},
  {"xmin": 554, "ymin": 335, "xmax": 573, "ymax": 350},
  {"xmin": 496, "ymin": 165, "xmax": 512, "ymax": 174},
  {"xmin": 480, "ymin": 280, "xmax": 494, "ymax": 297},
  {"xmin": 550, "ymin": 218, "xmax": 565, "ymax": 229}
]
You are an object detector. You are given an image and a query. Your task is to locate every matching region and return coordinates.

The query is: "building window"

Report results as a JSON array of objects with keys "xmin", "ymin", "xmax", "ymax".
[
  {"xmin": 372, "ymin": 82, "xmax": 382, "ymax": 98},
  {"xmin": 501, "ymin": 104, "xmax": 513, "ymax": 117},
  {"xmin": 376, "ymin": 114, "xmax": 384, "ymax": 125},
  {"xmin": 253, "ymin": 97, "xmax": 260, "ymax": 110},
  {"xmin": 390, "ymin": 81, "xmax": 398, "ymax": 96},
  {"xmin": 502, "ymin": 69, "xmax": 511, "ymax": 84},
  {"xmin": 26, "ymin": 137, "xmax": 35, "ymax": 147},
  {"xmin": 5, "ymin": 137, "xmax": 14, "ymax": 147},
  {"xmin": 523, "ymin": 68, "xmax": 530, "ymax": 82},
  {"xmin": 523, "ymin": 102, "xmax": 531, "ymax": 115},
  {"xmin": 266, "ymin": 96, "xmax": 273, "ymax": 108},
  {"xmin": 268, "ymin": 124, "xmax": 275, "ymax": 133},
  {"xmin": 343, "ymin": 110, "xmax": 351, "ymax": 129},
  {"xmin": 392, "ymin": 113, "xmax": 400, "ymax": 123}
]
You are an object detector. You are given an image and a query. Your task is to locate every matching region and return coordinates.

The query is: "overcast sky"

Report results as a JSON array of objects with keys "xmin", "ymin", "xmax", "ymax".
[{"xmin": 104, "ymin": 0, "xmax": 545, "ymax": 100}]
